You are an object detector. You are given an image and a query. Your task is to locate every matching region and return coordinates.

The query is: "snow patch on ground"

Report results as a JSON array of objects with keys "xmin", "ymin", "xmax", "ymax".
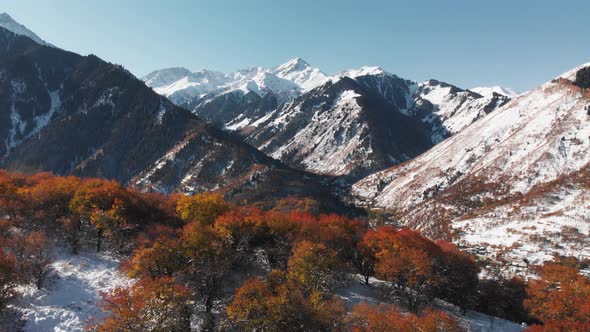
[
  {"xmin": 419, "ymin": 84, "xmax": 452, "ymax": 105},
  {"xmin": 29, "ymin": 88, "xmax": 61, "ymax": 137},
  {"xmin": 463, "ymin": 311, "xmax": 526, "ymax": 332},
  {"xmin": 225, "ymin": 116, "xmax": 251, "ymax": 131},
  {"xmin": 337, "ymin": 275, "xmax": 525, "ymax": 332},
  {"xmin": 12, "ymin": 247, "xmax": 128, "ymax": 332}
]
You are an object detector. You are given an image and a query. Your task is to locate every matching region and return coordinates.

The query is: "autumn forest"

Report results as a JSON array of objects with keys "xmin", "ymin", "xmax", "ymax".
[{"xmin": 0, "ymin": 170, "xmax": 588, "ymax": 331}]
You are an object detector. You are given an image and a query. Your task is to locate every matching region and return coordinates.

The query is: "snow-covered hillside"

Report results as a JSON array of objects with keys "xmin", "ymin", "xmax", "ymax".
[
  {"xmin": 337, "ymin": 275, "xmax": 525, "ymax": 332},
  {"xmin": 235, "ymin": 71, "xmax": 429, "ymax": 178},
  {"xmin": 267, "ymin": 89, "xmax": 374, "ymax": 176},
  {"xmin": 7, "ymin": 249, "xmax": 525, "ymax": 332},
  {"xmin": 412, "ymin": 80, "xmax": 511, "ymax": 143},
  {"xmin": 11, "ymin": 248, "xmax": 129, "ymax": 332},
  {"xmin": 237, "ymin": 71, "xmax": 509, "ymax": 178},
  {"xmin": 352, "ymin": 63, "xmax": 590, "ymax": 265}
]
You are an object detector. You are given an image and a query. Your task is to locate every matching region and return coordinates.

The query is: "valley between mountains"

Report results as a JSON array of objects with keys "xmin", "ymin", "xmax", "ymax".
[{"xmin": 143, "ymin": 52, "xmax": 590, "ymax": 270}]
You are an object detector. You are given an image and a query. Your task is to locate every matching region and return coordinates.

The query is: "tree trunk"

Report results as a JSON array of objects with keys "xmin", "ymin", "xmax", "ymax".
[
  {"xmin": 36, "ymin": 276, "xmax": 43, "ymax": 289},
  {"xmin": 205, "ymin": 295, "xmax": 213, "ymax": 313},
  {"xmin": 96, "ymin": 229, "xmax": 103, "ymax": 252}
]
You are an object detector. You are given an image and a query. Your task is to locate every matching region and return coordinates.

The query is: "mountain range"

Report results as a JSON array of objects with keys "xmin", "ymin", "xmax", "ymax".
[
  {"xmin": 144, "ymin": 58, "xmax": 512, "ymax": 180},
  {"xmin": 0, "ymin": 21, "xmax": 347, "ymax": 212},
  {"xmin": 1, "ymin": 12, "xmax": 589, "ymax": 266}
]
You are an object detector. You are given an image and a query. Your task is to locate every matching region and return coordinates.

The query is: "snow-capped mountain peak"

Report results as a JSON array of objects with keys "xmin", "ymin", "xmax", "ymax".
[
  {"xmin": 0, "ymin": 12, "xmax": 52, "ymax": 46},
  {"xmin": 274, "ymin": 57, "xmax": 310, "ymax": 73},
  {"xmin": 141, "ymin": 67, "xmax": 230, "ymax": 104},
  {"xmin": 142, "ymin": 67, "xmax": 196, "ymax": 88},
  {"xmin": 273, "ymin": 57, "xmax": 329, "ymax": 91},
  {"xmin": 335, "ymin": 66, "xmax": 389, "ymax": 79},
  {"xmin": 470, "ymin": 86, "xmax": 519, "ymax": 97}
]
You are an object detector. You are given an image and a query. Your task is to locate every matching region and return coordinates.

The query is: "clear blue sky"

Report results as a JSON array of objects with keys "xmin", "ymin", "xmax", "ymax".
[{"xmin": 3, "ymin": 0, "xmax": 590, "ymax": 91}]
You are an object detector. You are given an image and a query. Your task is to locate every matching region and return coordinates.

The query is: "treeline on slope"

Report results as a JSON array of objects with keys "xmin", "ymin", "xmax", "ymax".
[{"xmin": 0, "ymin": 170, "xmax": 588, "ymax": 331}]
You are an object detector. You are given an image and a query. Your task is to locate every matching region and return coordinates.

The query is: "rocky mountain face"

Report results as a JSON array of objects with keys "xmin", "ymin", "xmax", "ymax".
[
  {"xmin": 146, "ymin": 63, "xmax": 511, "ymax": 180},
  {"xmin": 352, "ymin": 63, "xmax": 590, "ymax": 264},
  {"xmin": 241, "ymin": 73, "xmax": 433, "ymax": 179},
  {"xmin": 0, "ymin": 26, "xmax": 349, "ymax": 212}
]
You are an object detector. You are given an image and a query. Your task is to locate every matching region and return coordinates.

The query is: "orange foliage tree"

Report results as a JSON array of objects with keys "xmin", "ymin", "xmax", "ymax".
[
  {"xmin": 176, "ymin": 193, "xmax": 229, "ymax": 225},
  {"xmin": 9, "ymin": 231, "xmax": 52, "ymax": 289},
  {"xmin": 180, "ymin": 221, "xmax": 234, "ymax": 314},
  {"xmin": 0, "ymin": 171, "xmax": 26, "ymax": 221},
  {"xmin": 361, "ymin": 227, "xmax": 441, "ymax": 311},
  {"xmin": 344, "ymin": 302, "xmax": 462, "ymax": 332},
  {"xmin": 27, "ymin": 174, "xmax": 80, "ymax": 221},
  {"xmin": 123, "ymin": 226, "xmax": 185, "ymax": 278},
  {"xmin": 226, "ymin": 270, "xmax": 345, "ymax": 331},
  {"xmin": 90, "ymin": 277, "xmax": 192, "ymax": 332},
  {"xmin": 524, "ymin": 262, "xmax": 590, "ymax": 331},
  {"xmin": 69, "ymin": 180, "xmax": 131, "ymax": 252},
  {"xmin": 287, "ymin": 240, "xmax": 345, "ymax": 295},
  {"xmin": 213, "ymin": 207, "xmax": 267, "ymax": 252}
]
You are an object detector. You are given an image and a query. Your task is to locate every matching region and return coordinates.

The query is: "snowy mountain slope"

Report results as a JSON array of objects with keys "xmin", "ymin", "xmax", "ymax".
[
  {"xmin": 229, "ymin": 70, "xmax": 510, "ymax": 179},
  {"xmin": 0, "ymin": 27, "xmax": 206, "ymax": 181},
  {"xmin": 352, "ymin": 63, "xmax": 590, "ymax": 264},
  {"xmin": 0, "ymin": 13, "xmax": 52, "ymax": 47},
  {"xmin": 470, "ymin": 86, "xmax": 519, "ymax": 97},
  {"xmin": 240, "ymin": 74, "xmax": 433, "ymax": 179},
  {"xmin": 412, "ymin": 80, "xmax": 511, "ymax": 143},
  {"xmin": 0, "ymin": 26, "xmax": 69, "ymax": 158}
]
